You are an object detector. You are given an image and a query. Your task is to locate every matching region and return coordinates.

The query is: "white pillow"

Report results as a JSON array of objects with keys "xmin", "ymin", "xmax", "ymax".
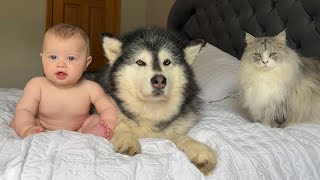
[{"xmin": 192, "ymin": 43, "xmax": 240, "ymax": 102}]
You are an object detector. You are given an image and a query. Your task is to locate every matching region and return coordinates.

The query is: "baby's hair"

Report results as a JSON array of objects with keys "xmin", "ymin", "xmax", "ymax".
[{"xmin": 45, "ymin": 23, "xmax": 90, "ymax": 54}]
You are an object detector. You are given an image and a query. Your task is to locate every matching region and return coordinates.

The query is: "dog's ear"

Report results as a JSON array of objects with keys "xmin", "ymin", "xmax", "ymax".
[
  {"xmin": 101, "ymin": 32, "xmax": 122, "ymax": 65},
  {"xmin": 183, "ymin": 39, "xmax": 204, "ymax": 65}
]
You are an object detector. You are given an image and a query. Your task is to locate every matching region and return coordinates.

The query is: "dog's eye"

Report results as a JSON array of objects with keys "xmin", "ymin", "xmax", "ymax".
[
  {"xmin": 269, "ymin": 52, "xmax": 277, "ymax": 57},
  {"xmin": 163, "ymin": 59, "xmax": 171, "ymax": 66},
  {"xmin": 136, "ymin": 59, "xmax": 146, "ymax": 66},
  {"xmin": 253, "ymin": 53, "xmax": 261, "ymax": 59}
]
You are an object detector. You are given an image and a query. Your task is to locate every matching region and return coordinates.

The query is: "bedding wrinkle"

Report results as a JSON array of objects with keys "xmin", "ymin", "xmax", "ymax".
[
  {"xmin": 192, "ymin": 102, "xmax": 320, "ymax": 179},
  {"xmin": 1, "ymin": 89, "xmax": 320, "ymax": 179},
  {"xmin": 192, "ymin": 118, "xmax": 259, "ymax": 179},
  {"xmin": 283, "ymin": 128, "xmax": 320, "ymax": 179}
]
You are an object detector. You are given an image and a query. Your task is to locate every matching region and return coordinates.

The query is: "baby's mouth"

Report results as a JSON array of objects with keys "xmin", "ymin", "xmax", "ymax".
[{"xmin": 56, "ymin": 72, "xmax": 67, "ymax": 80}]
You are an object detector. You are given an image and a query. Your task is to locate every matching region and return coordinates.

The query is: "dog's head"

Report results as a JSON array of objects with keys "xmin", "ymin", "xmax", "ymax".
[{"xmin": 100, "ymin": 26, "xmax": 202, "ymax": 120}]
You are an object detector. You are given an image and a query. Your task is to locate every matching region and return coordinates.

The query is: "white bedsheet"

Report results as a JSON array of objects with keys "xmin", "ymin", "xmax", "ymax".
[{"xmin": 0, "ymin": 88, "xmax": 319, "ymax": 180}]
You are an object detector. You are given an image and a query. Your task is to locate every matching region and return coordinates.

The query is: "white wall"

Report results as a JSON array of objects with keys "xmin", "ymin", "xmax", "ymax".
[{"xmin": 0, "ymin": 1, "xmax": 46, "ymax": 89}]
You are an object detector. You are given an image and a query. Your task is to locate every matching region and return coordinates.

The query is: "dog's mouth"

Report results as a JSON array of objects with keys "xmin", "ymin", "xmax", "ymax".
[
  {"xmin": 152, "ymin": 89, "xmax": 164, "ymax": 96},
  {"xmin": 138, "ymin": 89, "xmax": 167, "ymax": 101}
]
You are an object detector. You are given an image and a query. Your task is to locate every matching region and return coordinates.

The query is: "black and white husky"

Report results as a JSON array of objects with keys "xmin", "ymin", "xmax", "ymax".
[{"xmin": 98, "ymin": 26, "xmax": 216, "ymax": 175}]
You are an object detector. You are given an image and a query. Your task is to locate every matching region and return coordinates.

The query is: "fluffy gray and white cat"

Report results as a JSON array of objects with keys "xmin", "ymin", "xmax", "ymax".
[{"xmin": 239, "ymin": 30, "xmax": 320, "ymax": 127}]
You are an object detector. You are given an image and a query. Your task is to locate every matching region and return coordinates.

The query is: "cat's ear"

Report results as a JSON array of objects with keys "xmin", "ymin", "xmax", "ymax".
[
  {"xmin": 245, "ymin": 32, "xmax": 257, "ymax": 44},
  {"xmin": 273, "ymin": 31, "xmax": 286, "ymax": 42}
]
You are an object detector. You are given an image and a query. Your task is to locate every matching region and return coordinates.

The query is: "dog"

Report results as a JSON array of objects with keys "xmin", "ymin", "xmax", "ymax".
[{"xmin": 97, "ymin": 26, "xmax": 216, "ymax": 175}]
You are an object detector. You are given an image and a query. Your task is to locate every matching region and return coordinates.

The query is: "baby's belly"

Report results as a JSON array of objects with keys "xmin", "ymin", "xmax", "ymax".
[{"xmin": 37, "ymin": 114, "xmax": 89, "ymax": 131}]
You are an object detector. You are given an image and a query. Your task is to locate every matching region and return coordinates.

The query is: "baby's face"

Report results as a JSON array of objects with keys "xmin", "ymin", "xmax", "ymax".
[{"xmin": 41, "ymin": 34, "xmax": 92, "ymax": 87}]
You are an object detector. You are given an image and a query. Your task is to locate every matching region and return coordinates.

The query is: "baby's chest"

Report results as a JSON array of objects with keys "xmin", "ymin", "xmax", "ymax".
[{"xmin": 38, "ymin": 94, "xmax": 91, "ymax": 117}]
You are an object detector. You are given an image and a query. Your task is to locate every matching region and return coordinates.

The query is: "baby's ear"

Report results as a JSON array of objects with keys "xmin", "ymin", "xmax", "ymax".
[
  {"xmin": 85, "ymin": 56, "xmax": 92, "ymax": 69},
  {"xmin": 101, "ymin": 33, "xmax": 122, "ymax": 65}
]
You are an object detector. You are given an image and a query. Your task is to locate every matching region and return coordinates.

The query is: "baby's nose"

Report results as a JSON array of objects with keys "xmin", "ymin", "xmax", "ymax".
[{"xmin": 57, "ymin": 60, "xmax": 66, "ymax": 68}]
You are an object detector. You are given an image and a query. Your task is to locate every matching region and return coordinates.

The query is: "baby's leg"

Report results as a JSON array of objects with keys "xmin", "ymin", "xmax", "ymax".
[
  {"xmin": 23, "ymin": 118, "xmax": 45, "ymax": 137},
  {"xmin": 28, "ymin": 126, "xmax": 45, "ymax": 134},
  {"xmin": 10, "ymin": 118, "xmax": 44, "ymax": 138},
  {"xmin": 79, "ymin": 114, "xmax": 112, "ymax": 139},
  {"xmin": 20, "ymin": 126, "xmax": 45, "ymax": 138}
]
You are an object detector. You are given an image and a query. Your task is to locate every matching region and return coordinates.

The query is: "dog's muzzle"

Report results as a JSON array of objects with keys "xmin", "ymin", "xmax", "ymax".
[{"xmin": 151, "ymin": 75, "xmax": 166, "ymax": 96}]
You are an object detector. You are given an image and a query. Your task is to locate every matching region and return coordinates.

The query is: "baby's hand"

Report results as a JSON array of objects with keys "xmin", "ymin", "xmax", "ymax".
[{"xmin": 22, "ymin": 126, "xmax": 45, "ymax": 138}]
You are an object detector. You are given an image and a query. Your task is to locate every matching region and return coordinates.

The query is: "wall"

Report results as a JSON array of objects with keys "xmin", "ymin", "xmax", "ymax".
[
  {"xmin": 121, "ymin": 0, "xmax": 175, "ymax": 33},
  {"xmin": 0, "ymin": 1, "xmax": 46, "ymax": 89},
  {"xmin": 0, "ymin": 0, "xmax": 174, "ymax": 88},
  {"xmin": 146, "ymin": 0, "xmax": 175, "ymax": 28},
  {"xmin": 120, "ymin": 0, "xmax": 147, "ymax": 33}
]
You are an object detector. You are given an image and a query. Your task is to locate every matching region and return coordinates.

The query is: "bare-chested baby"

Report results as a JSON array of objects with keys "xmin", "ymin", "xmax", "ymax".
[{"xmin": 10, "ymin": 23, "xmax": 118, "ymax": 139}]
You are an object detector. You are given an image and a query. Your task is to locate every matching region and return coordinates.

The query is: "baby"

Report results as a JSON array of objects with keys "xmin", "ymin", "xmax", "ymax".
[{"xmin": 10, "ymin": 23, "xmax": 118, "ymax": 139}]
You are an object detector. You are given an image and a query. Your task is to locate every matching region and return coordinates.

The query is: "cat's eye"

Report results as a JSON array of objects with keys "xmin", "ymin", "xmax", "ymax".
[
  {"xmin": 136, "ymin": 59, "xmax": 146, "ymax": 66},
  {"xmin": 269, "ymin": 53, "xmax": 277, "ymax": 57},
  {"xmin": 163, "ymin": 59, "xmax": 171, "ymax": 66},
  {"xmin": 253, "ymin": 53, "xmax": 261, "ymax": 59}
]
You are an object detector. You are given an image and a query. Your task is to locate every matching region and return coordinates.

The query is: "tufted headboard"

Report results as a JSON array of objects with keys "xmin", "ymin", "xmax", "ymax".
[{"xmin": 167, "ymin": 0, "xmax": 320, "ymax": 60}]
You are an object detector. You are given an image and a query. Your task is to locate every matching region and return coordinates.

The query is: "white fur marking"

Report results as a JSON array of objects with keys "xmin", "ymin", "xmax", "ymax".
[
  {"xmin": 102, "ymin": 36, "xmax": 122, "ymax": 64},
  {"xmin": 184, "ymin": 44, "xmax": 202, "ymax": 64}
]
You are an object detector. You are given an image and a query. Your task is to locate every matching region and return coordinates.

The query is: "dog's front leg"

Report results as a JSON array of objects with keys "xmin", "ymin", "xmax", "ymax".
[
  {"xmin": 111, "ymin": 120, "xmax": 141, "ymax": 156},
  {"xmin": 168, "ymin": 133, "xmax": 217, "ymax": 176}
]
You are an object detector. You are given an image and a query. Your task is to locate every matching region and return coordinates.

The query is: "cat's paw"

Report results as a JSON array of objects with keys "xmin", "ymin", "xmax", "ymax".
[
  {"xmin": 269, "ymin": 122, "xmax": 281, "ymax": 128},
  {"xmin": 260, "ymin": 119, "xmax": 280, "ymax": 128}
]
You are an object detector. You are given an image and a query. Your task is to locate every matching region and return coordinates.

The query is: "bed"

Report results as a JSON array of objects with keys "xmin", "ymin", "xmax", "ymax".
[{"xmin": 1, "ymin": 0, "xmax": 320, "ymax": 179}]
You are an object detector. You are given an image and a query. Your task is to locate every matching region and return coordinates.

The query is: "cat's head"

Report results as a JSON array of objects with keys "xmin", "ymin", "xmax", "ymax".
[{"xmin": 241, "ymin": 30, "xmax": 299, "ymax": 69}]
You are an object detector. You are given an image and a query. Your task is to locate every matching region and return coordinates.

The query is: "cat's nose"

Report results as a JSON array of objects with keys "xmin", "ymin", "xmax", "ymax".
[{"xmin": 262, "ymin": 60, "xmax": 268, "ymax": 64}]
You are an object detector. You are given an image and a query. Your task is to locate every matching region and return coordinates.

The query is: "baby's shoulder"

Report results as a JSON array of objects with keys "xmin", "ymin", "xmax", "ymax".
[
  {"xmin": 81, "ymin": 79, "xmax": 104, "ymax": 90},
  {"xmin": 27, "ymin": 77, "xmax": 47, "ymax": 85},
  {"xmin": 23, "ymin": 77, "xmax": 47, "ymax": 92}
]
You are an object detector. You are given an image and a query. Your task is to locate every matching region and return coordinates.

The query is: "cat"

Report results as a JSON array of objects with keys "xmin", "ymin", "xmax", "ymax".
[{"xmin": 239, "ymin": 30, "xmax": 320, "ymax": 128}]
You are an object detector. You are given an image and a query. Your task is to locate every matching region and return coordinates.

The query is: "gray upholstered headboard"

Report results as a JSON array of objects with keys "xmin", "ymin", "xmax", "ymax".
[{"xmin": 167, "ymin": 0, "xmax": 320, "ymax": 60}]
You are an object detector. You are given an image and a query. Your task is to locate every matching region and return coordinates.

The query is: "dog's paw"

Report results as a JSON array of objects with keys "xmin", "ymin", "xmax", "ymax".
[
  {"xmin": 111, "ymin": 134, "xmax": 141, "ymax": 156},
  {"xmin": 179, "ymin": 139, "xmax": 217, "ymax": 176}
]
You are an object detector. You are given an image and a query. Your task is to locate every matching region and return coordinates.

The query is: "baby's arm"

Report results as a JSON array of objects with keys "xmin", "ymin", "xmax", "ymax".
[
  {"xmin": 89, "ymin": 81, "xmax": 118, "ymax": 132},
  {"xmin": 11, "ymin": 78, "xmax": 43, "ymax": 138}
]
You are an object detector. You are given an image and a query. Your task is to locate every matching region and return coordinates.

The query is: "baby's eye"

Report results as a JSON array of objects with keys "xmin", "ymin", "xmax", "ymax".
[
  {"xmin": 163, "ymin": 59, "xmax": 171, "ymax": 66},
  {"xmin": 136, "ymin": 59, "xmax": 146, "ymax": 66},
  {"xmin": 269, "ymin": 53, "xmax": 277, "ymax": 57},
  {"xmin": 49, "ymin": 55, "xmax": 57, "ymax": 60},
  {"xmin": 253, "ymin": 53, "xmax": 261, "ymax": 59},
  {"xmin": 68, "ymin": 56, "xmax": 76, "ymax": 61}
]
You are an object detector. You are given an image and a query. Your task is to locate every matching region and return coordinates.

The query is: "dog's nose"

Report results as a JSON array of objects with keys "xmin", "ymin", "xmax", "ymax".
[{"xmin": 151, "ymin": 75, "xmax": 166, "ymax": 89}]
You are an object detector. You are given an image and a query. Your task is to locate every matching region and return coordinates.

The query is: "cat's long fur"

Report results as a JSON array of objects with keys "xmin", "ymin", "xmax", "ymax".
[{"xmin": 239, "ymin": 31, "xmax": 320, "ymax": 127}]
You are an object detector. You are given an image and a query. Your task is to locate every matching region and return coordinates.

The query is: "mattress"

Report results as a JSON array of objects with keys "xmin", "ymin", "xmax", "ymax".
[{"xmin": 1, "ymin": 88, "xmax": 319, "ymax": 179}]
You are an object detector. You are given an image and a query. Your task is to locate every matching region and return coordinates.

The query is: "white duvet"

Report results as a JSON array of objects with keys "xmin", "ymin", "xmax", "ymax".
[{"xmin": 0, "ymin": 88, "xmax": 319, "ymax": 180}]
